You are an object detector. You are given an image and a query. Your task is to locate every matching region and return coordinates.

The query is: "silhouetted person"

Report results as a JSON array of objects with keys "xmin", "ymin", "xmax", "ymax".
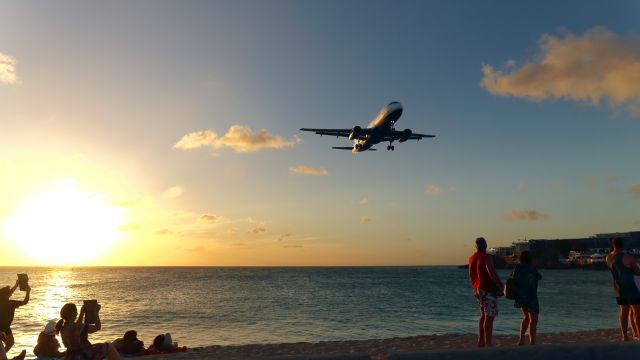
[
  {"xmin": 112, "ymin": 330, "xmax": 143, "ymax": 357},
  {"xmin": 606, "ymin": 237, "xmax": 640, "ymax": 341},
  {"xmin": 34, "ymin": 320, "xmax": 65, "ymax": 359},
  {"xmin": 512, "ymin": 250, "xmax": 542, "ymax": 345},
  {"xmin": 55, "ymin": 303, "xmax": 120, "ymax": 360},
  {"xmin": 469, "ymin": 237, "xmax": 503, "ymax": 347},
  {"xmin": 0, "ymin": 280, "xmax": 30, "ymax": 352}
]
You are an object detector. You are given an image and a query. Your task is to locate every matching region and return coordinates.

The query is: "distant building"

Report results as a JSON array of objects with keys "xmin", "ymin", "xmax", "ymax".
[{"xmin": 494, "ymin": 231, "xmax": 640, "ymax": 269}]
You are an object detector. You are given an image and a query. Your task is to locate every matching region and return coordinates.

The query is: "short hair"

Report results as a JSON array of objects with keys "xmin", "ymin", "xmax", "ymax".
[
  {"xmin": 475, "ymin": 237, "xmax": 487, "ymax": 250},
  {"xmin": 124, "ymin": 330, "xmax": 137, "ymax": 341},
  {"xmin": 519, "ymin": 250, "xmax": 533, "ymax": 264},
  {"xmin": 612, "ymin": 237, "xmax": 624, "ymax": 250}
]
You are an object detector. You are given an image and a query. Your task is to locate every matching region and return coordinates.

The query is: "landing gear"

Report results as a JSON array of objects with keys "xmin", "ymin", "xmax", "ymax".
[{"xmin": 387, "ymin": 145, "xmax": 395, "ymax": 151}]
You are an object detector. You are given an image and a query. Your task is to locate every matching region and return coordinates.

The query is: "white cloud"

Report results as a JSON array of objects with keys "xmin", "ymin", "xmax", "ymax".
[
  {"xmin": 200, "ymin": 214, "xmax": 222, "ymax": 222},
  {"xmin": 289, "ymin": 165, "xmax": 328, "ymax": 176},
  {"xmin": 425, "ymin": 184, "xmax": 442, "ymax": 196},
  {"xmin": 360, "ymin": 216, "xmax": 371, "ymax": 224},
  {"xmin": 174, "ymin": 126, "xmax": 300, "ymax": 153},
  {"xmin": 481, "ymin": 27, "xmax": 640, "ymax": 115},
  {"xmin": 503, "ymin": 209, "xmax": 550, "ymax": 221},
  {"xmin": 162, "ymin": 186, "xmax": 183, "ymax": 199},
  {"xmin": 0, "ymin": 52, "xmax": 19, "ymax": 85}
]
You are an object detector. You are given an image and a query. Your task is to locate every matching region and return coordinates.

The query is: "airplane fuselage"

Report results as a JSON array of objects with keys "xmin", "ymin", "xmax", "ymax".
[{"xmin": 353, "ymin": 101, "xmax": 403, "ymax": 152}]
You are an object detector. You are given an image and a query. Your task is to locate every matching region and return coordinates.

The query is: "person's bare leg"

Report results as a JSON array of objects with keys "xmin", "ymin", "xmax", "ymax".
[
  {"xmin": 484, "ymin": 316, "xmax": 495, "ymax": 347},
  {"xmin": 620, "ymin": 305, "xmax": 630, "ymax": 341},
  {"xmin": 477, "ymin": 313, "xmax": 486, "ymax": 347},
  {"xmin": 529, "ymin": 313, "xmax": 538, "ymax": 345},
  {"xmin": 106, "ymin": 344, "xmax": 121, "ymax": 360},
  {"xmin": 631, "ymin": 305, "xmax": 640, "ymax": 339},
  {"xmin": 518, "ymin": 308, "xmax": 529, "ymax": 345}
]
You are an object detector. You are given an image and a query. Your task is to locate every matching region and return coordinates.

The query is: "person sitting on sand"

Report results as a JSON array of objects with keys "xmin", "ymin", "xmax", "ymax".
[
  {"xmin": 145, "ymin": 333, "xmax": 186, "ymax": 355},
  {"xmin": 34, "ymin": 320, "xmax": 66, "ymax": 359},
  {"xmin": 606, "ymin": 237, "xmax": 640, "ymax": 341},
  {"xmin": 112, "ymin": 330, "xmax": 144, "ymax": 357},
  {"xmin": 512, "ymin": 250, "xmax": 542, "ymax": 345},
  {"xmin": 0, "ymin": 332, "xmax": 25, "ymax": 360},
  {"xmin": 468, "ymin": 237, "xmax": 503, "ymax": 347},
  {"xmin": 55, "ymin": 303, "xmax": 121, "ymax": 360},
  {"xmin": 0, "ymin": 280, "xmax": 31, "ymax": 352}
]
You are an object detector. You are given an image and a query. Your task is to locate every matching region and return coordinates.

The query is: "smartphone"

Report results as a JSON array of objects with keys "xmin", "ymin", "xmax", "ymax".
[
  {"xmin": 83, "ymin": 300, "xmax": 98, "ymax": 324},
  {"xmin": 17, "ymin": 274, "xmax": 28, "ymax": 291}
]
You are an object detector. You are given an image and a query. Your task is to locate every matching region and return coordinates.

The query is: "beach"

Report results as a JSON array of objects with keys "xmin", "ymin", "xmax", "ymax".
[{"xmin": 142, "ymin": 328, "xmax": 629, "ymax": 359}]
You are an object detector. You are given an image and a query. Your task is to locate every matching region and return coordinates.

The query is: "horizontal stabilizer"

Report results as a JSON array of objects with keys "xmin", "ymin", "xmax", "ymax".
[{"xmin": 331, "ymin": 147, "xmax": 376, "ymax": 151}]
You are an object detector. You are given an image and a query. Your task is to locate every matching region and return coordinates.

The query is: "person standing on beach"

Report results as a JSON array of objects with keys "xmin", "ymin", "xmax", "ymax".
[
  {"xmin": 469, "ymin": 237, "xmax": 503, "ymax": 347},
  {"xmin": 0, "ymin": 280, "xmax": 31, "ymax": 352},
  {"xmin": 511, "ymin": 250, "xmax": 542, "ymax": 345},
  {"xmin": 606, "ymin": 237, "xmax": 640, "ymax": 341}
]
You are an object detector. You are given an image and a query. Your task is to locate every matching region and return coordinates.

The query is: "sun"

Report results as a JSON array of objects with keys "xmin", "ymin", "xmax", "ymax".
[{"xmin": 4, "ymin": 180, "xmax": 124, "ymax": 265}]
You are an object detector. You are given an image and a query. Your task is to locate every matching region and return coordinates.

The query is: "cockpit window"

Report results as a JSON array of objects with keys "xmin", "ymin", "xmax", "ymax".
[{"xmin": 388, "ymin": 101, "xmax": 399, "ymax": 106}]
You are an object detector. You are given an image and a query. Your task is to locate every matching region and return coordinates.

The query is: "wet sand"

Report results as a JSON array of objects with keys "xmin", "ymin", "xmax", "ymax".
[{"xmin": 140, "ymin": 328, "xmax": 633, "ymax": 359}]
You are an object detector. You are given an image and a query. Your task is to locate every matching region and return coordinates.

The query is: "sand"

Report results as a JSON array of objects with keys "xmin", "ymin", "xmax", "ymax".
[{"xmin": 136, "ymin": 328, "xmax": 636, "ymax": 359}]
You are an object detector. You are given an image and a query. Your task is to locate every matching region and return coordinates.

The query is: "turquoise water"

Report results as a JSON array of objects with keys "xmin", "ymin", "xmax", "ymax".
[{"xmin": 0, "ymin": 267, "xmax": 617, "ymax": 358}]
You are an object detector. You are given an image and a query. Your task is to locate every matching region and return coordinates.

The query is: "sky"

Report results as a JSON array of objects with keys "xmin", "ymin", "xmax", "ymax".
[{"xmin": 0, "ymin": 0, "xmax": 639, "ymax": 266}]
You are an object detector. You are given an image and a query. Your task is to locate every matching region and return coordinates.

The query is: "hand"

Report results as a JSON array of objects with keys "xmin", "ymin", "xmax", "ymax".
[
  {"xmin": 24, "ymin": 284, "xmax": 31, "ymax": 292},
  {"xmin": 80, "ymin": 305, "xmax": 86, "ymax": 314}
]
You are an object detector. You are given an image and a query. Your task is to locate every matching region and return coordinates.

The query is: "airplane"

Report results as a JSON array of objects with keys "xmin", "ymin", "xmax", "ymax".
[{"xmin": 300, "ymin": 101, "xmax": 435, "ymax": 153}]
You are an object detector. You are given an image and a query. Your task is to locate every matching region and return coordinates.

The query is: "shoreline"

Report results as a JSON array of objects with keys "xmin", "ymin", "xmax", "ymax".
[{"xmin": 139, "ymin": 328, "xmax": 626, "ymax": 359}]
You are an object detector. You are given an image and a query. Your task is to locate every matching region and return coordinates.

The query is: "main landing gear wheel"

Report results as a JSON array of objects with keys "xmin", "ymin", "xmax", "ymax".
[{"xmin": 387, "ymin": 145, "xmax": 395, "ymax": 151}]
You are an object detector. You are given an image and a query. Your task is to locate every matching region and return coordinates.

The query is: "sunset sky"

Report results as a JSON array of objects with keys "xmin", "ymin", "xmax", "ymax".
[{"xmin": 1, "ymin": 0, "xmax": 639, "ymax": 266}]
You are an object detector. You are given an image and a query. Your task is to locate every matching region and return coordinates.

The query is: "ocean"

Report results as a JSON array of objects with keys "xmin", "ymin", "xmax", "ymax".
[{"xmin": 0, "ymin": 267, "xmax": 618, "ymax": 358}]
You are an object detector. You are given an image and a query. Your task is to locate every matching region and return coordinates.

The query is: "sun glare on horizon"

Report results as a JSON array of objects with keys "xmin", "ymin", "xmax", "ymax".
[{"xmin": 3, "ymin": 180, "xmax": 124, "ymax": 265}]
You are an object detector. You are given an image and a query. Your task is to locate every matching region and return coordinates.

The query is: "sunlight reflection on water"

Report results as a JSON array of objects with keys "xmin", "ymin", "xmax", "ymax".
[{"xmin": 0, "ymin": 267, "xmax": 621, "ymax": 360}]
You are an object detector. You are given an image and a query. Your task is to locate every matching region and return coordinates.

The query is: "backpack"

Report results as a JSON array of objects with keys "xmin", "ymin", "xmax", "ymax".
[{"xmin": 505, "ymin": 277, "xmax": 517, "ymax": 300}]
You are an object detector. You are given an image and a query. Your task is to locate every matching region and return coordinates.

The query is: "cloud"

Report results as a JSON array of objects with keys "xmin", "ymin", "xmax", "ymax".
[
  {"xmin": 162, "ymin": 186, "xmax": 183, "ymax": 199},
  {"xmin": 283, "ymin": 244, "xmax": 303, "ymax": 249},
  {"xmin": 632, "ymin": 184, "xmax": 640, "ymax": 199},
  {"xmin": 199, "ymin": 214, "xmax": 221, "ymax": 222},
  {"xmin": 174, "ymin": 126, "xmax": 300, "ymax": 153},
  {"xmin": 481, "ymin": 27, "xmax": 640, "ymax": 115},
  {"xmin": 249, "ymin": 226, "xmax": 266, "ymax": 234},
  {"xmin": 503, "ymin": 209, "xmax": 550, "ymax": 221},
  {"xmin": 278, "ymin": 233, "xmax": 293, "ymax": 242},
  {"xmin": 360, "ymin": 216, "xmax": 371, "ymax": 224},
  {"xmin": 360, "ymin": 197, "xmax": 368, "ymax": 205},
  {"xmin": 425, "ymin": 184, "xmax": 442, "ymax": 196},
  {"xmin": 289, "ymin": 165, "xmax": 328, "ymax": 176},
  {"xmin": 0, "ymin": 52, "xmax": 19, "ymax": 85}
]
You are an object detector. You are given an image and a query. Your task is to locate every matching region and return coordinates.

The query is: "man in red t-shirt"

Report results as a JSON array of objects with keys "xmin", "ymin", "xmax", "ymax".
[{"xmin": 469, "ymin": 237, "xmax": 503, "ymax": 347}]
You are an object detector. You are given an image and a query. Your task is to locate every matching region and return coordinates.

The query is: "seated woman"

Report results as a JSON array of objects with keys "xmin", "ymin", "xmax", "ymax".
[
  {"xmin": 112, "ymin": 331, "xmax": 143, "ymax": 357},
  {"xmin": 34, "ymin": 320, "xmax": 65, "ymax": 359},
  {"xmin": 145, "ymin": 334, "xmax": 186, "ymax": 354},
  {"xmin": 55, "ymin": 303, "xmax": 120, "ymax": 360}
]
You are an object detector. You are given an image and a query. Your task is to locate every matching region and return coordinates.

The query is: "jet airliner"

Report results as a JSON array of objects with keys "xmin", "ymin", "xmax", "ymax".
[{"xmin": 300, "ymin": 102, "xmax": 435, "ymax": 153}]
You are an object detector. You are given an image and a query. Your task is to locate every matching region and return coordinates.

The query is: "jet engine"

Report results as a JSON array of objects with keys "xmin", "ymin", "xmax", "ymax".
[
  {"xmin": 398, "ymin": 129, "xmax": 412, "ymax": 143},
  {"xmin": 348, "ymin": 126, "xmax": 362, "ymax": 141}
]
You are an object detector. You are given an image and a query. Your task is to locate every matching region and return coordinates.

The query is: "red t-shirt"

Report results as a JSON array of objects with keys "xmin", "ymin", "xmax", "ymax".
[{"xmin": 469, "ymin": 251, "xmax": 495, "ymax": 292}]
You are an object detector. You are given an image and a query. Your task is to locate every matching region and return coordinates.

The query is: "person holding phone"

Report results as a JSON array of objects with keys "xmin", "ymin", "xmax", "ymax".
[
  {"xmin": 0, "ymin": 278, "xmax": 30, "ymax": 352},
  {"xmin": 55, "ymin": 303, "xmax": 120, "ymax": 360}
]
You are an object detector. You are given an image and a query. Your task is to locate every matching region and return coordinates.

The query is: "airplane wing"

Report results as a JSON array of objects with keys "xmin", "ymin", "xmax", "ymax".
[
  {"xmin": 384, "ymin": 130, "xmax": 436, "ymax": 142},
  {"xmin": 300, "ymin": 128, "xmax": 372, "ymax": 138}
]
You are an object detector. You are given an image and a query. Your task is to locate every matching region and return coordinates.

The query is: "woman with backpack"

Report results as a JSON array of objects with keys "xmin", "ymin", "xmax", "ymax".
[{"xmin": 511, "ymin": 250, "xmax": 542, "ymax": 345}]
